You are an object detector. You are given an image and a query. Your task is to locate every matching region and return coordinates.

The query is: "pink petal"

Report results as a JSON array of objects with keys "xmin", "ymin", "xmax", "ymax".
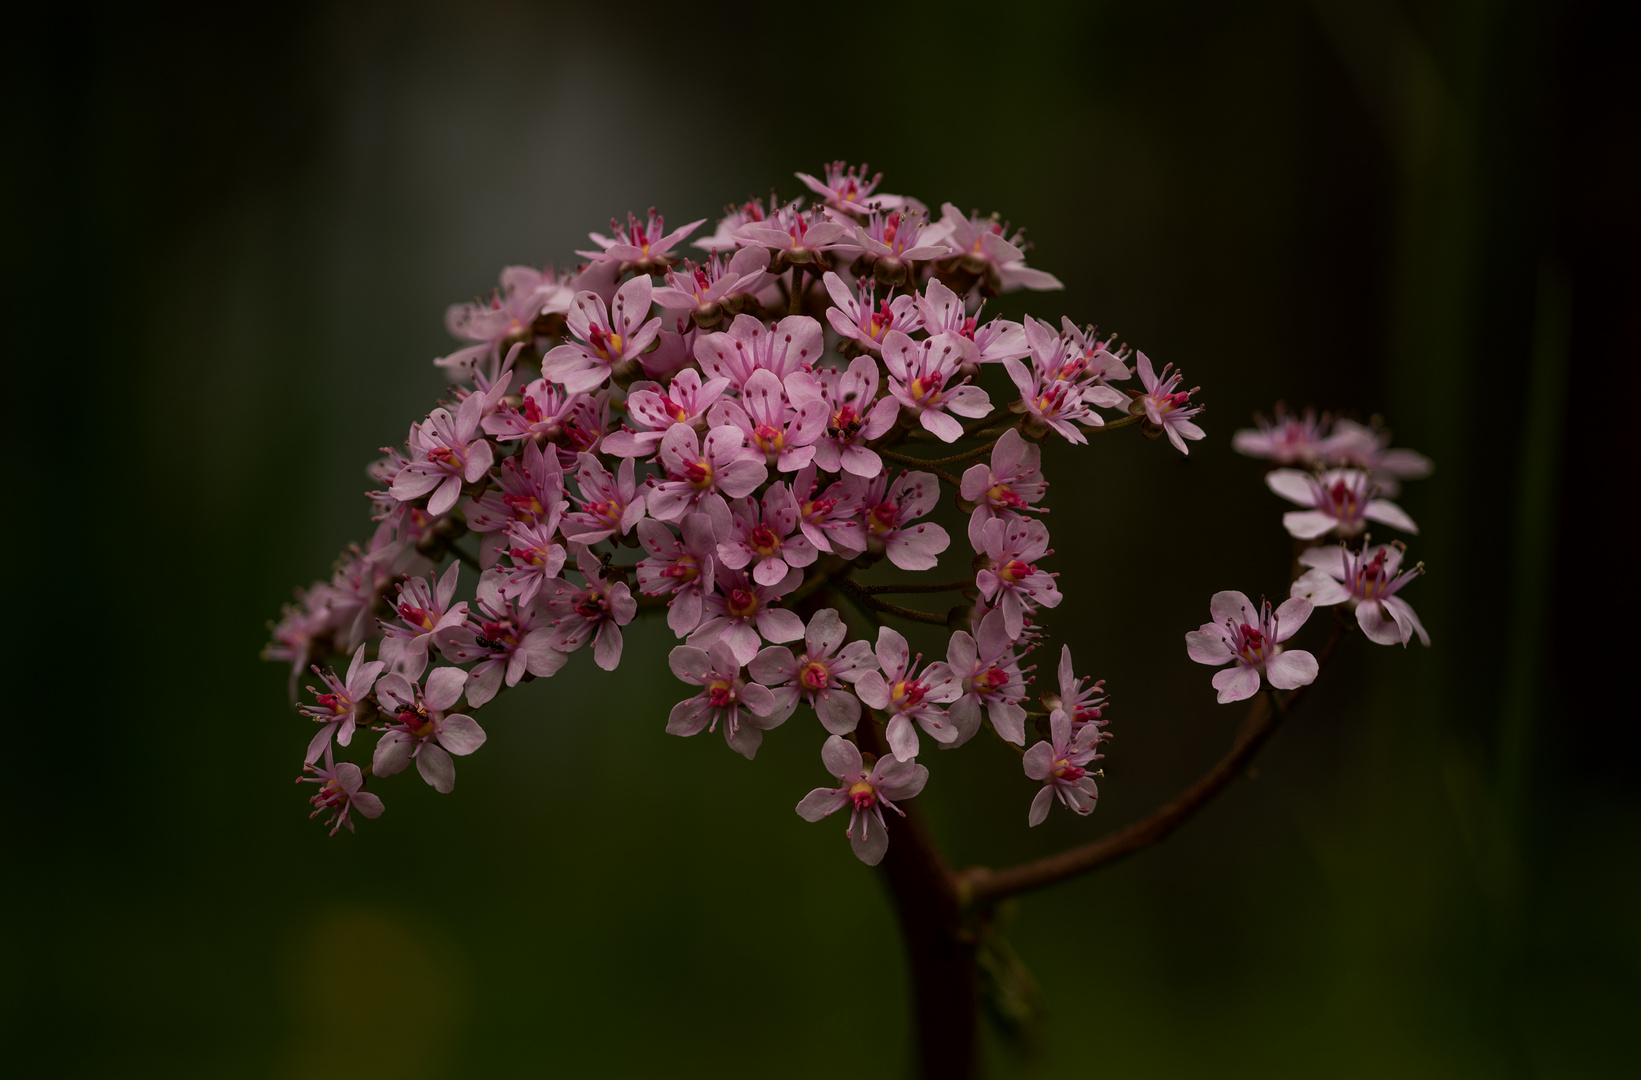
[
  {"xmin": 1212, "ymin": 665, "xmax": 1261, "ymax": 703},
  {"xmin": 1265, "ymin": 649, "xmax": 1318, "ymax": 690},
  {"xmin": 436, "ymin": 714, "xmax": 486, "ymax": 756}
]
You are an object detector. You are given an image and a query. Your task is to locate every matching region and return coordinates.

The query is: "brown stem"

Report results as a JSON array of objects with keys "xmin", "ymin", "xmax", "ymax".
[
  {"xmin": 1089, "ymin": 412, "xmax": 1143, "ymax": 435},
  {"xmin": 788, "ymin": 265, "xmax": 805, "ymax": 315},
  {"xmin": 836, "ymin": 579, "xmax": 954, "ymax": 626},
  {"xmin": 961, "ymin": 622, "xmax": 1349, "ymax": 905},
  {"xmin": 877, "ymin": 448, "xmax": 961, "ymax": 487},
  {"xmin": 879, "ymin": 436, "xmax": 1003, "ymax": 470},
  {"xmin": 858, "ymin": 718, "xmax": 979, "ymax": 1080},
  {"xmin": 858, "ymin": 579, "xmax": 974, "ymax": 595}
]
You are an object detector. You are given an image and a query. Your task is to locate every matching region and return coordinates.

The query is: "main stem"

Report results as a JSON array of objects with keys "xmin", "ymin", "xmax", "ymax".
[{"xmin": 858, "ymin": 719, "xmax": 980, "ymax": 1080}]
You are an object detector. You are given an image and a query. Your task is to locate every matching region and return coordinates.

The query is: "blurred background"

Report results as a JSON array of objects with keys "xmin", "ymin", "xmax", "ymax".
[{"xmin": 4, "ymin": 0, "xmax": 1636, "ymax": 1075}]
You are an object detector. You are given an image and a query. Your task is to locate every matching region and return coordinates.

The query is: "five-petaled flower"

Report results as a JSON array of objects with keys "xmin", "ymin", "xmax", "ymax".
[
  {"xmin": 371, "ymin": 666, "xmax": 488, "ymax": 794},
  {"xmin": 1292, "ymin": 541, "xmax": 1430, "ymax": 647},
  {"xmin": 1185, "ymin": 591, "xmax": 1318, "ymax": 703},
  {"xmin": 796, "ymin": 735, "xmax": 929, "ymax": 865},
  {"xmin": 1023, "ymin": 708, "xmax": 1103, "ymax": 826}
]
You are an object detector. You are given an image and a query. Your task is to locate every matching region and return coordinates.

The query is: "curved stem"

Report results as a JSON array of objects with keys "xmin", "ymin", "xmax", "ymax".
[
  {"xmin": 836, "ymin": 578, "xmax": 953, "ymax": 626},
  {"xmin": 857, "ymin": 579, "xmax": 974, "ymax": 596},
  {"xmin": 1089, "ymin": 413, "xmax": 1143, "ymax": 435},
  {"xmin": 961, "ymin": 622, "xmax": 1349, "ymax": 905},
  {"xmin": 879, "ymin": 436, "xmax": 1002, "ymax": 469},
  {"xmin": 876, "ymin": 448, "xmax": 961, "ymax": 487}
]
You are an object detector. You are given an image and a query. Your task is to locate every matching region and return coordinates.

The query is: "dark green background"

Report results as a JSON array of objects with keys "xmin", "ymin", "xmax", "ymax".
[{"xmin": 6, "ymin": 1, "xmax": 1635, "ymax": 1075}]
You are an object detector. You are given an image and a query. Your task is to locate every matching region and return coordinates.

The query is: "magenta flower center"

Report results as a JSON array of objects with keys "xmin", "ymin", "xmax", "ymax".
[
  {"xmin": 986, "ymin": 482, "xmax": 1026, "ymax": 510},
  {"xmin": 749, "ymin": 524, "xmax": 781, "ymax": 556},
  {"xmin": 1234, "ymin": 624, "xmax": 1271, "ymax": 664},
  {"xmin": 975, "ymin": 667, "xmax": 1009, "ymax": 693},
  {"xmin": 802, "ymin": 496, "xmax": 837, "ymax": 523},
  {"xmin": 848, "ymin": 780, "xmax": 877, "ymax": 810},
  {"xmin": 891, "ymin": 679, "xmax": 928, "ymax": 711},
  {"xmin": 683, "ymin": 459, "xmax": 714, "ymax": 489},
  {"xmin": 753, "ymin": 423, "xmax": 785, "ymax": 453},
  {"xmin": 398, "ymin": 604, "xmax": 434, "ymax": 630},
  {"xmin": 727, "ymin": 588, "xmax": 759, "ymax": 618},
  {"xmin": 999, "ymin": 558, "xmax": 1034, "ymax": 584},
  {"xmin": 707, "ymin": 679, "xmax": 736, "ymax": 708},
  {"xmin": 477, "ymin": 619, "xmax": 518, "ymax": 653},
  {"xmin": 799, "ymin": 661, "xmax": 831, "ymax": 690},
  {"xmin": 587, "ymin": 325, "xmax": 624, "ymax": 362},
  {"xmin": 1051, "ymin": 758, "xmax": 1086, "ymax": 782},
  {"xmin": 503, "ymin": 494, "xmax": 546, "ymax": 519},
  {"xmin": 828, "ymin": 404, "xmax": 863, "ymax": 440},
  {"xmin": 868, "ymin": 502, "xmax": 899, "ymax": 536},
  {"xmin": 574, "ymin": 590, "xmax": 610, "ymax": 620},
  {"xmin": 664, "ymin": 555, "xmax": 700, "ymax": 583},
  {"xmin": 909, "ymin": 375, "xmax": 942, "ymax": 405}
]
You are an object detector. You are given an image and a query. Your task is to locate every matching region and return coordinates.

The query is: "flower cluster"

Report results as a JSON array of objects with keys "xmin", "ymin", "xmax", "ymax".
[
  {"xmin": 1182, "ymin": 408, "xmax": 1433, "ymax": 702},
  {"xmin": 267, "ymin": 162, "xmax": 1425, "ymax": 868}
]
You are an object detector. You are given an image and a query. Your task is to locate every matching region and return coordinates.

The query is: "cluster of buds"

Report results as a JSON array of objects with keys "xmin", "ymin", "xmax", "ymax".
[{"xmin": 267, "ymin": 162, "xmax": 1428, "ymax": 864}]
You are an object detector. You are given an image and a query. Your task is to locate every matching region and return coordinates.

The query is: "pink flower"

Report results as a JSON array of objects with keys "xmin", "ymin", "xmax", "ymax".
[
  {"xmin": 688, "ymin": 565, "xmax": 806, "ymax": 666},
  {"xmin": 482, "ymin": 376, "xmax": 602, "ymax": 448},
  {"xmin": 265, "ymin": 591, "xmax": 333, "ymax": 698},
  {"xmin": 694, "ymin": 313, "xmax": 823, "ymax": 389},
  {"xmin": 651, "ymin": 246, "xmax": 770, "ymax": 316},
  {"xmin": 1185, "ymin": 591, "xmax": 1318, "ymax": 703},
  {"xmin": 735, "ymin": 201, "xmax": 851, "ymax": 264},
  {"xmin": 1040, "ymin": 645, "xmax": 1109, "ymax": 734},
  {"xmin": 665, "ymin": 640, "xmax": 786, "ymax": 759},
  {"xmin": 882, "ymin": 330, "xmax": 992, "ymax": 442},
  {"xmin": 543, "ymin": 545, "xmax": 639, "ymax": 671},
  {"xmin": 846, "ymin": 207, "xmax": 954, "ymax": 285},
  {"xmin": 1133, "ymin": 352, "xmax": 1205, "ymax": 455},
  {"xmin": 960, "ymin": 428, "xmax": 1048, "ymax": 550},
  {"xmin": 300, "ymin": 644, "xmax": 385, "ymax": 764},
  {"xmin": 795, "ymin": 161, "xmax": 904, "ymax": 214},
  {"xmin": 810, "ymin": 356, "xmax": 900, "ymax": 477},
  {"xmin": 578, "ymin": 208, "xmax": 706, "ymax": 274},
  {"xmin": 853, "ymin": 469, "xmax": 950, "ymax": 571},
  {"xmin": 792, "ymin": 463, "xmax": 867, "ymax": 555},
  {"xmin": 707, "ymin": 368, "xmax": 828, "ymax": 473},
  {"xmin": 461, "ymin": 441, "xmax": 565, "ymax": 567},
  {"xmin": 975, "ymin": 517, "xmax": 1062, "ymax": 639},
  {"xmin": 748, "ymin": 608, "xmax": 877, "ymax": 735},
  {"xmin": 1003, "ymin": 319, "xmax": 1117, "ymax": 444},
  {"xmin": 943, "ymin": 610, "xmax": 1031, "ymax": 745},
  {"xmin": 1231, "ymin": 405, "xmax": 1330, "ymax": 466},
  {"xmin": 853, "ymin": 626, "xmax": 962, "ymax": 761},
  {"xmin": 438, "ymin": 266, "xmax": 565, "ymax": 380},
  {"xmin": 1319, "ymin": 419, "xmax": 1434, "ymax": 497},
  {"xmin": 540, "ymin": 276, "xmax": 663, "ymax": 393},
  {"xmin": 1265, "ymin": 467, "xmax": 1418, "ymax": 539},
  {"xmin": 435, "ymin": 570, "xmax": 566, "ymax": 706},
  {"xmin": 636, "ymin": 513, "xmax": 720, "ymax": 637},
  {"xmin": 371, "ymin": 666, "xmax": 488, "ymax": 794},
  {"xmin": 795, "ymin": 735, "xmax": 929, "ymax": 866},
  {"xmin": 601, "ymin": 368, "xmax": 731, "ymax": 460},
  {"xmin": 561, "ymin": 453, "xmax": 646, "ymax": 544},
  {"xmin": 822, "ymin": 271, "xmax": 919, "ymax": 355},
  {"xmin": 390, "ymin": 394, "xmax": 495, "ymax": 516},
  {"xmin": 936, "ymin": 203, "xmax": 1064, "ymax": 293},
  {"xmin": 914, "ymin": 278, "xmax": 1029, "ymax": 367},
  {"xmin": 716, "ymin": 485, "xmax": 818, "ymax": 587},
  {"xmin": 1292, "ymin": 541, "xmax": 1429, "ymax": 647},
  {"xmin": 499, "ymin": 516, "xmax": 568, "ymax": 608},
  {"xmin": 1023, "ymin": 708, "xmax": 1102, "ymax": 826},
  {"xmin": 695, "ymin": 195, "xmax": 772, "ymax": 253},
  {"xmin": 299, "ymin": 745, "xmax": 384, "ymax": 836},
  {"xmin": 645, "ymin": 424, "xmax": 768, "ymax": 525},
  {"xmin": 379, "ymin": 563, "xmax": 471, "ymax": 679}
]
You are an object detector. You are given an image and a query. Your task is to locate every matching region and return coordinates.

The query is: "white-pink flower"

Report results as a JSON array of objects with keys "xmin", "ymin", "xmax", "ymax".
[
  {"xmin": 601, "ymin": 369, "xmax": 731, "ymax": 460},
  {"xmin": 636, "ymin": 513, "xmax": 720, "ymax": 637},
  {"xmin": 1318, "ymin": 419, "xmax": 1434, "ymax": 497},
  {"xmin": 694, "ymin": 313, "xmax": 823, "ymax": 389},
  {"xmin": 434, "ymin": 570, "xmax": 565, "ymax": 706},
  {"xmin": 882, "ymin": 330, "xmax": 991, "ymax": 443},
  {"xmin": 645, "ymin": 423, "xmax": 768, "ymax": 525},
  {"xmin": 652, "ymin": 246, "xmax": 770, "ymax": 315},
  {"xmin": 299, "ymin": 745, "xmax": 384, "ymax": 836},
  {"xmin": 666, "ymin": 640, "xmax": 787, "ymax": 759},
  {"xmin": 540, "ymin": 276, "xmax": 663, "ymax": 393},
  {"xmin": 914, "ymin": 277, "xmax": 1029, "ymax": 367},
  {"xmin": 735, "ymin": 202, "xmax": 851, "ymax": 264},
  {"xmin": 811, "ymin": 356, "xmax": 900, "ymax": 477},
  {"xmin": 1292, "ymin": 541, "xmax": 1429, "ymax": 647},
  {"xmin": 299, "ymin": 644, "xmax": 385, "ymax": 764},
  {"xmin": 1265, "ymin": 467, "xmax": 1418, "ymax": 539},
  {"xmin": 687, "ymin": 565, "xmax": 806, "ymax": 667},
  {"xmin": 795, "ymin": 161, "xmax": 903, "ymax": 214},
  {"xmin": 975, "ymin": 517, "xmax": 1061, "ymax": 639},
  {"xmin": 822, "ymin": 271, "xmax": 920, "ymax": 355},
  {"xmin": 853, "ymin": 470, "xmax": 950, "ymax": 571},
  {"xmin": 853, "ymin": 626, "xmax": 962, "ymax": 761},
  {"xmin": 379, "ymin": 563, "xmax": 471, "ymax": 679},
  {"xmin": 716, "ymin": 485, "xmax": 818, "ymax": 587},
  {"xmin": 561, "ymin": 453, "xmax": 646, "ymax": 544},
  {"xmin": 1023, "ymin": 708, "xmax": 1102, "ymax": 826},
  {"xmin": 748, "ymin": 608, "xmax": 877, "ymax": 735},
  {"xmin": 1185, "ymin": 591, "xmax": 1318, "ymax": 704},
  {"xmin": 543, "ymin": 546, "xmax": 639, "ymax": 671},
  {"xmin": 499, "ymin": 517, "xmax": 568, "ymax": 608},
  {"xmin": 707, "ymin": 368, "xmax": 828, "ymax": 473},
  {"xmin": 960, "ymin": 428, "xmax": 1048, "ymax": 550},
  {"xmin": 943, "ymin": 610, "xmax": 1031, "ymax": 746},
  {"xmin": 1133, "ymin": 352, "xmax": 1205, "ymax": 455},
  {"xmin": 936, "ymin": 203, "xmax": 1064, "ymax": 293},
  {"xmin": 390, "ymin": 394, "xmax": 495, "ymax": 516},
  {"xmin": 372, "ymin": 666, "xmax": 487, "ymax": 795},
  {"xmin": 578, "ymin": 209, "xmax": 706, "ymax": 273},
  {"xmin": 792, "ymin": 463, "xmax": 867, "ymax": 555},
  {"xmin": 1231, "ymin": 405, "xmax": 1330, "ymax": 466},
  {"xmin": 795, "ymin": 735, "xmax": 928, "ymax": 866}
]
